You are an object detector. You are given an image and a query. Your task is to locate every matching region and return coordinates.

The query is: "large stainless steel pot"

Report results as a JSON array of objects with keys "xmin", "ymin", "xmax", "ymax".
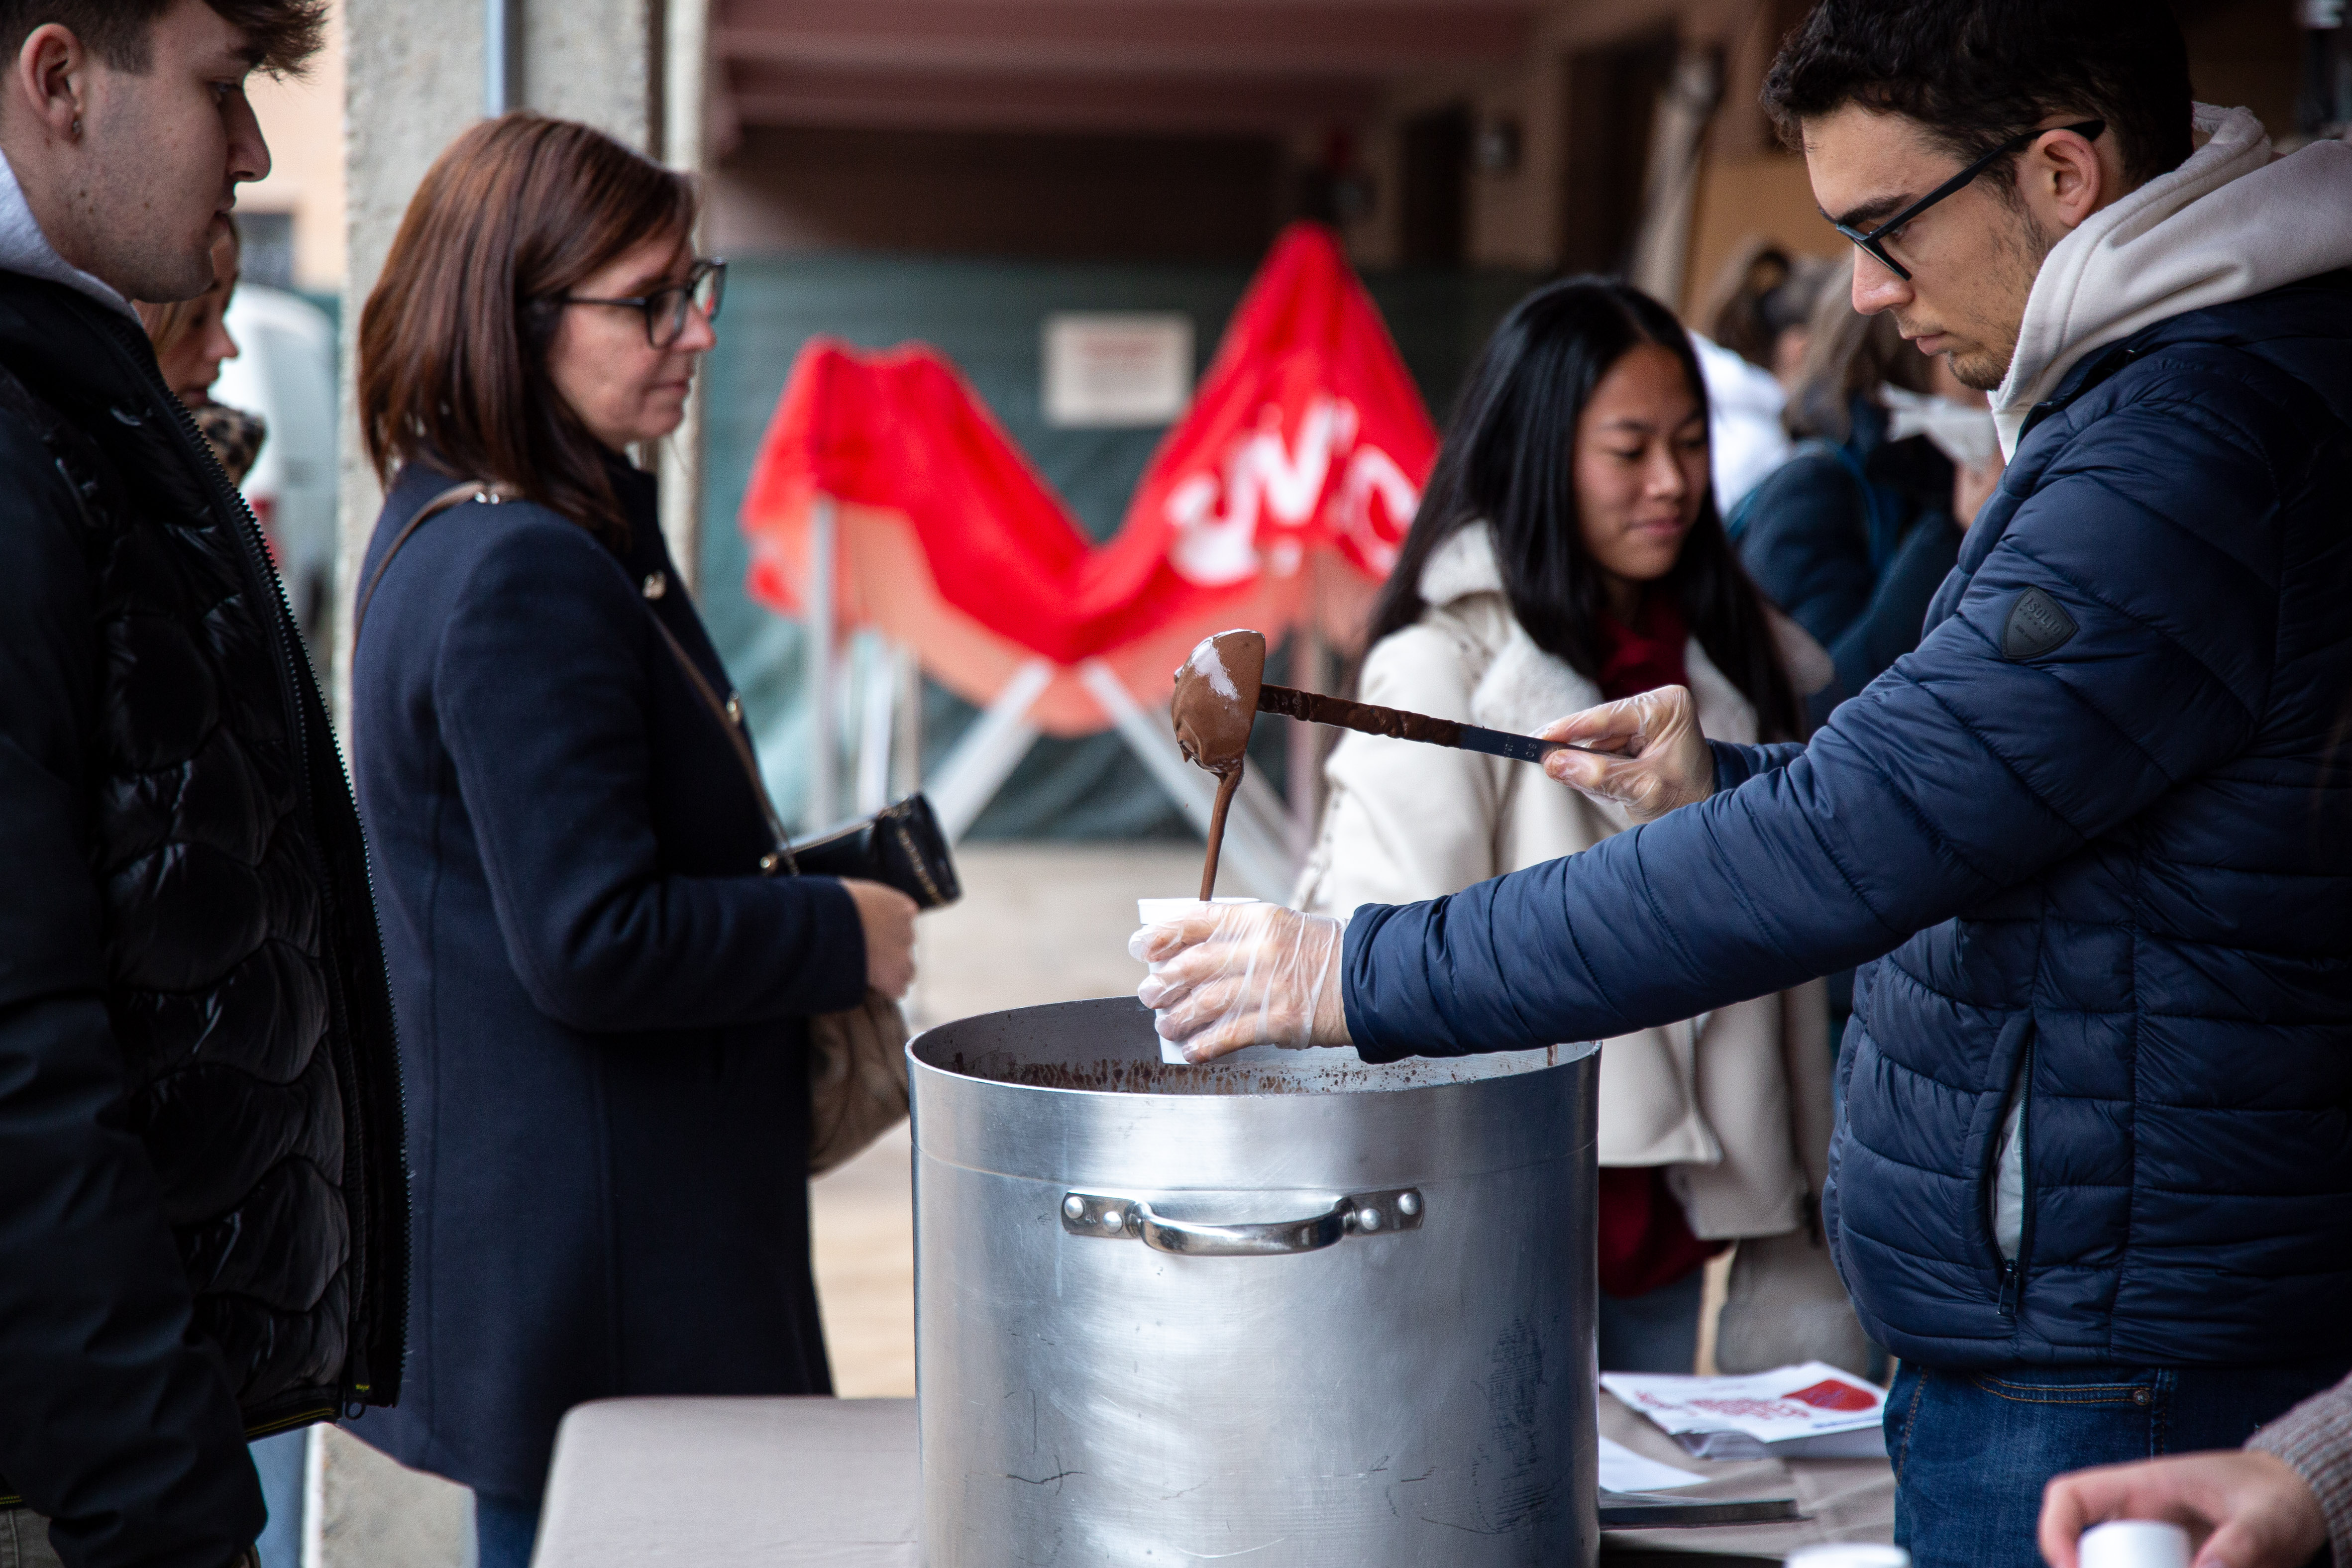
[{"xmin": 911, "ymin": 996, "xmax": 1599, "ymax": 1568}]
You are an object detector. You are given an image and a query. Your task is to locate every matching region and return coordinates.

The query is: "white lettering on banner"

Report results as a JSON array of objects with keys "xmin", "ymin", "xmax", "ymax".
[
  {"xmin": 1329, "ymin": 445, "xmax": 1417, "ymax": 578},
  {"xmin": 1165, "ymin": 396, "xmax": 1418, "ymax": 587}
]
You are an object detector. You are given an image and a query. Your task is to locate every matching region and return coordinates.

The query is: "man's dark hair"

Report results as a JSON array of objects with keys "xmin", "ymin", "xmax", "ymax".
[
  {"xmin": 0, "ymin": 0, "xmax": 326, "ymax": 77},
  {"xmin": 1762, "ymin": 0, "xmax": 2195, "ymax": 194}
]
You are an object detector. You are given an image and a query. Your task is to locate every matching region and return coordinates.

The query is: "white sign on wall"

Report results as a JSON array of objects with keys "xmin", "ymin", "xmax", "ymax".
[{"xmin": 1042, "ymin": 313, "xmax": 1195, "ymax": 428}]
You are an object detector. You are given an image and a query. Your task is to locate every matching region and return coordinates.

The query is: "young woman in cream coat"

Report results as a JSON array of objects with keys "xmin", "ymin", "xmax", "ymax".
[{"xmin": 1297, "ymin": 279, "xmax": 1865, "ymax": 1375}]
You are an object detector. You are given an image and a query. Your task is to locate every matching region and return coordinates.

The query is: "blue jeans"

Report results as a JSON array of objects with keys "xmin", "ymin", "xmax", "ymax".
[
  {"xmin": 249, "ymin": 1430, "xmax": 307, "ymax": 1568},
  {"xmin": 1886, "ymin": 1359, "xmax": 2352, "ymax": 1568}
]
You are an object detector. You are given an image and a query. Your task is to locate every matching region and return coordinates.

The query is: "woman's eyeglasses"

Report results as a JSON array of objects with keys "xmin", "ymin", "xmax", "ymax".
[
  {"xmin": 556, "ymin": 257, "xmax": 727, "ymax": 348},
  {"xmin": 1834, "ymin": 122, "xmax": 2104, "ymax": 282}
]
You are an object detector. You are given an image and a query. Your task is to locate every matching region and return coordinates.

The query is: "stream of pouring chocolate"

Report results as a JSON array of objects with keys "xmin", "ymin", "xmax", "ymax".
[{"xmin": 1170, "ymin": 630, "xmax": 1265, "ymax": 900}]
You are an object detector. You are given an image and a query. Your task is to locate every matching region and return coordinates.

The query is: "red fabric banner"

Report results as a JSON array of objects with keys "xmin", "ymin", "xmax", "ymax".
[{"xmin": 738, "ymin": 223, "xmax": 1436, "ymax": 735}]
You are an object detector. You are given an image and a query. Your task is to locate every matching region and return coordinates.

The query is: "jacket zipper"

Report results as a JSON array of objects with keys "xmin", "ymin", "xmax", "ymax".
[
  {"xmin": 1996, "ymin": 1033, "xmax": 2036, "ymax": 1319},
  {"xmin": 93, "ymin": 307, "xmax": 413, "ymax": 1417}
]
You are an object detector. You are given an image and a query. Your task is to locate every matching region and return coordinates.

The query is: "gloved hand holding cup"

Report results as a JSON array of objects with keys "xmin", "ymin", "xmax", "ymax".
[{"xmin": 1131, "ymin": 901, "xmax": 1352, "ymax": 1061}]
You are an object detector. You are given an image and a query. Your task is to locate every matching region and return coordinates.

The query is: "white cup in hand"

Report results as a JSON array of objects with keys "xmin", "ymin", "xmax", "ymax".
[
  {"xmin": 1135, "ymin": 897, "xmax": 1257, "ymax": 1064},
  {"xmin": 2079, "ymin": 1521, "xmax": 2191, "ymax": 1568}
]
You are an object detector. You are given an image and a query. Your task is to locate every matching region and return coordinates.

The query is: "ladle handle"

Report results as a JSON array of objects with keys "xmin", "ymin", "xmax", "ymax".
[
  {"xmin": 1255, "ymin": 683, "xmax": 1595, "ymax": 762},
  {"xmin": 1060, "ymin": 1188, "xmax": 1425, "ymax": 1256}
]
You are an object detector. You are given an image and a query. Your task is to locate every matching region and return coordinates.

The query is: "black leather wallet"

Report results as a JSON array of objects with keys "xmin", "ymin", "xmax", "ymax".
[{"xmin": 790, "ymin": 793, "xmax": 962, "ymax": 910}]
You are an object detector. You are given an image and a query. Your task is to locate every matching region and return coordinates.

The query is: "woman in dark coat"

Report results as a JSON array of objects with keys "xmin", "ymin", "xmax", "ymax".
[{"xmin": 347, "ymin": 113, "xmax": 918, "ymax": 1568}]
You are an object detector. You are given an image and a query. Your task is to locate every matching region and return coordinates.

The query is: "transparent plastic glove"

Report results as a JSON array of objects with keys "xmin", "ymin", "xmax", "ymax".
[
  {"xmin": 1538, "ymin": 683, "xmax": 1714, "ymax": 824},
  {"xmin": 1130, "ymin": 903, "xmax": 1350, "ymax": 1062}
]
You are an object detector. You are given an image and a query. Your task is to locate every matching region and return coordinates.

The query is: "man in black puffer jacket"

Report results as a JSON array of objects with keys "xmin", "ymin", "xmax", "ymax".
[{"xmin": 0, "ymin": 5, "xmax": 406, "ymax": 1568}]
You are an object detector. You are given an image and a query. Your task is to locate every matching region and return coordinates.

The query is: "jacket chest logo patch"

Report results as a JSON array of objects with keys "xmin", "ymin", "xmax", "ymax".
[{"xmin": 2001, "ymin": 586, "xmax": 2078, "ymax": 661}]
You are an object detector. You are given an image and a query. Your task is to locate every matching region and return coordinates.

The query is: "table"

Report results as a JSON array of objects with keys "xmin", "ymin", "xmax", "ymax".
[{"xmin": 534, "ymin": 1394, "xmax": 1894, "ymax": 1566}]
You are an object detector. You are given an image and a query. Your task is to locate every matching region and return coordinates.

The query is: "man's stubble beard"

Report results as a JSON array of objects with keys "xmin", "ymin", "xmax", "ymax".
[
  {"xmin": 1950, "ymin": 204, "xmax": 2062, "ymax": 393},
  {"xmin": 74, "ymin": 109, "xmax": 224, "ymax": 305}
]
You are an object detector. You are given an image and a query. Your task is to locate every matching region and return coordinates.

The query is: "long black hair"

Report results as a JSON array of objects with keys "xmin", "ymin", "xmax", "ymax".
[{"xmin": 1363, "ymin": 276, "xmax": 1803, "ymax": 741}]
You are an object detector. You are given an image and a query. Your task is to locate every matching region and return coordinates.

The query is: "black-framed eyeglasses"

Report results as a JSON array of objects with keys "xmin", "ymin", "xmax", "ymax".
[
  {"xmin": 556, "ymin": 257, "xmax": 727, "ymax": 348},
  {"xmin": 1833, "ymin": 121, "xmax": 2104, "ymax": 282}
]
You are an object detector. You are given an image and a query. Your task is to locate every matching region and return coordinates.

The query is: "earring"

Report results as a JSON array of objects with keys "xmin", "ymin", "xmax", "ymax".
[{"xmin": 69, "ymin": 118, "xmax": 80, "ymax": 138}]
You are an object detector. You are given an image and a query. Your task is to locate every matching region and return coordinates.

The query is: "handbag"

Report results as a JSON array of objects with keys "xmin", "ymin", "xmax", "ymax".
[
  {"xmin": 790, "ymin": 794, "xmax": 962, "ymax": 910},
  {"xmin": 357, "ymin": 478, "xmax": 957, "ymax": 1174}
]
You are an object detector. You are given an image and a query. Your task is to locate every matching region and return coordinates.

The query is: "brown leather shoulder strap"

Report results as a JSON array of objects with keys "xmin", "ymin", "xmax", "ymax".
[
  {"xmin": 351, "ymin": 480, "xmax": 519, "ymax": 647},
  {"xmin": 644, "ymin": 613, "xmax": 799, "ymax": 874}
]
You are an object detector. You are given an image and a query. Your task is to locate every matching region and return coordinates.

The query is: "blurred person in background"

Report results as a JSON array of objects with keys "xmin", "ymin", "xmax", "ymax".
[
  {"xmin": 0, "ymin": 5, "xmax": 404, "ymax": 1568},
  {"xmin": 1295, "ymin": 277, "xmax": 1862, "ymax": 1378},
  {"xmin": 1702, "ymin": 237, "xmax": 1838, "ymax": 391},
  {"xmin": 1688, "ymin": 240, "xmax": 1839, "ymax": 513},
  {"xmin": 349, "ymin": 113, "xmax": 919, "ymax": 1568},
  {"xmin": 135, "ymin": 218, "xmax": 263, "ymax": 483},
  {"xmin": 1729, "ymin": 259, "xmax": 1996, "ymax": 713}
]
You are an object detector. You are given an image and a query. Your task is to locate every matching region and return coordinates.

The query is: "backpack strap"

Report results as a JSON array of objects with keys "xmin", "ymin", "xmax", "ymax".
[{"xmin": 351, "ymin": 480, "xmax": 519, "ymax": 646}]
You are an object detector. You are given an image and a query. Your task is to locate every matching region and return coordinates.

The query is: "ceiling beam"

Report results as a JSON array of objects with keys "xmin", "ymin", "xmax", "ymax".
[
  {"xmin": 713, "ymin": 0, "xmax": 1531, "ymax": 79},
  {"xmin": 723, "ymin": 62, "xmax": 1384, "ymax": 136}
]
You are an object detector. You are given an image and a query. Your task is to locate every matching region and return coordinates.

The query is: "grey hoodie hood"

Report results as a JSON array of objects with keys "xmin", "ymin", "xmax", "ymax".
[
  {"xmin": 1992, "ymin": 104, "xmax": 2352, "ymax": 459},
  {"xmin": 0, "ymin": 145, "xmax": 137, "ymax": 321}
]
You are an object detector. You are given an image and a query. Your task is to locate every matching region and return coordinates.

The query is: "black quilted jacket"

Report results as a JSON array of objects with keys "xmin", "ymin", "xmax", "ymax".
[{"xmin": 0, "ymin": 271, "xmax": 407, "ymax": 1568}]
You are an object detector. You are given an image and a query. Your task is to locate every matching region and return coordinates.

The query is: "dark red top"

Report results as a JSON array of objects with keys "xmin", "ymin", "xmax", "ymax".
[{"xmin": 1591, "ymin": 591, "xmax": 1726, "ymax": 1300}]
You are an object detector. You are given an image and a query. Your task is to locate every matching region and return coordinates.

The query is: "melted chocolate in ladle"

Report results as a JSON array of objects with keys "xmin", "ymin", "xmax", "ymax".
[
  {"xmin": 1170, "ymin": 627, "xmax": 1602, "ymax": 899},
  {"xmin": 1172, "ymin": 630, "xmax": 1265, "ymax": 900}
]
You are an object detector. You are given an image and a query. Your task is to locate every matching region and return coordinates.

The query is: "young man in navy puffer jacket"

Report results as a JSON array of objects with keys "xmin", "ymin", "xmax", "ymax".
[{"xmin": 1137, "ymin": 5, "xmax": 2352, "ymax": 1565}]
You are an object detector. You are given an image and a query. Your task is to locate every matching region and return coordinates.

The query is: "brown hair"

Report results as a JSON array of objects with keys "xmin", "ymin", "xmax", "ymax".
[
  {"xmin": 1783, "ymin": 256, "xmax": 1935, "ymax": 442},
  {"xmin": 359, "ymin": 113, "xmax": 697, "ymax": 545},
  {"xmin": 138, "ymin": 218, "xmax": 241, "ymax": 364},
  {"xmin": 0, "ymin": 0, "xmax": 325, "ymax": 76},
  {"xmin": 1695, "ymin": 237, "xmax": 1835, "ymax": 374}
]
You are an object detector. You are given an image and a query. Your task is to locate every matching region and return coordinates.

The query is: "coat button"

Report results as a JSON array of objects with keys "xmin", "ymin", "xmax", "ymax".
[
  {"xmin": 758, "ymin": 851, "xmax": 782, "ymax": 875},
  {"xmin": 641, "ymin": 571, "xmax": 667, "ymax": 600},
  {"xmin": 725, "ymin": 694, "xmax": 743, "ymax": 724}
]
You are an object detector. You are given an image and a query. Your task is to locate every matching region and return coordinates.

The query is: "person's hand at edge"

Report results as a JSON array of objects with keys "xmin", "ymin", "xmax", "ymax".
[
  {"xmin": 2037, "ymin": 1450, "xmax": 2325, "ymax": 1568},
  {"xmin": 1132, "ymin": 904, "xmax": 1350, "ymax": 1061},
  {"xmin": 1954, "ymin": 453, "xmax": 2005, "ymax": 529},
  {"xmin": 1539, "ymin": 684, "xmax": 1713, "ymax": 824},
  {"xmin": 841, "ymin": 878, "xmax": 918, "ymax": 999}
]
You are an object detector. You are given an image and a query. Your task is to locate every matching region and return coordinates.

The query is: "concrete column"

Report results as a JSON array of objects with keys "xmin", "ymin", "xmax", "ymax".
[
  {"xmin": 657, "ymin": 0, "xmax": 710, "ymax": 588},
  {"xmin": 332, "ymin": 0, "xmax": 703, "ymax": 729},
  {"xmin": 333, "ymin": 0, "xmax": 487, "ymax": 732}
]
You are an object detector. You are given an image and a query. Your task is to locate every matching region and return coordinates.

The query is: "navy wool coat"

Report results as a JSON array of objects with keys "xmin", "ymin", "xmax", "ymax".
[
  {"xmin": 1344, "ymin": 276, "xmax": 2352, "ymax": 1371},
  {"xmin": 349, "ymin": 458, "xmax": 865, "ymax": 1502}
]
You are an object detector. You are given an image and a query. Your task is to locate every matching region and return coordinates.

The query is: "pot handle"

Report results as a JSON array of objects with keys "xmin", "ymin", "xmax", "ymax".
[{"xmin": 1059, "ymin": 1188, "xmax": 1423, "ymax": 1256}]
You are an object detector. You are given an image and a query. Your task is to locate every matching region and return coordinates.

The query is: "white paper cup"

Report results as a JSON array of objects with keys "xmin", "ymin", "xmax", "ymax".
[
  {"xmin": 2078, "ymin": 1521, "xmax": 2191, "ymax": 1568},
  {"xmin": 1136, "ymin": 897, "xmax": 1258, "ymax": 1064},
  {"xmin": 1784, "ymin": 1548, "xmax": 1910, "ymax": 1568}
]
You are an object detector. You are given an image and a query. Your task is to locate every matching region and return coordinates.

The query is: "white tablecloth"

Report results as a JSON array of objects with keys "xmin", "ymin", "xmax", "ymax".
[
  {"xmin": 537, "ymin": 1397, "xmax": 916, "ymax": 1567},
  {"xmin": 534, "ymin": 1392, "xmax": 1894, "ymax": 1566}
]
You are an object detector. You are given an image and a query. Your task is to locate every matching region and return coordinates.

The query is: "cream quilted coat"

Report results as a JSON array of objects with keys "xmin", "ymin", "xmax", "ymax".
[{"xmin": 1297, "ymin": 524, "xmax": 1834, "ymax": 1243}]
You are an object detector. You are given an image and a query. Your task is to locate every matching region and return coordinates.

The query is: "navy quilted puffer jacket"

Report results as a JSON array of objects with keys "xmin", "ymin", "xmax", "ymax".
[{"xmin": 1344, "ymin": 273, "xmax": 2352, "ymax": 1368}]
